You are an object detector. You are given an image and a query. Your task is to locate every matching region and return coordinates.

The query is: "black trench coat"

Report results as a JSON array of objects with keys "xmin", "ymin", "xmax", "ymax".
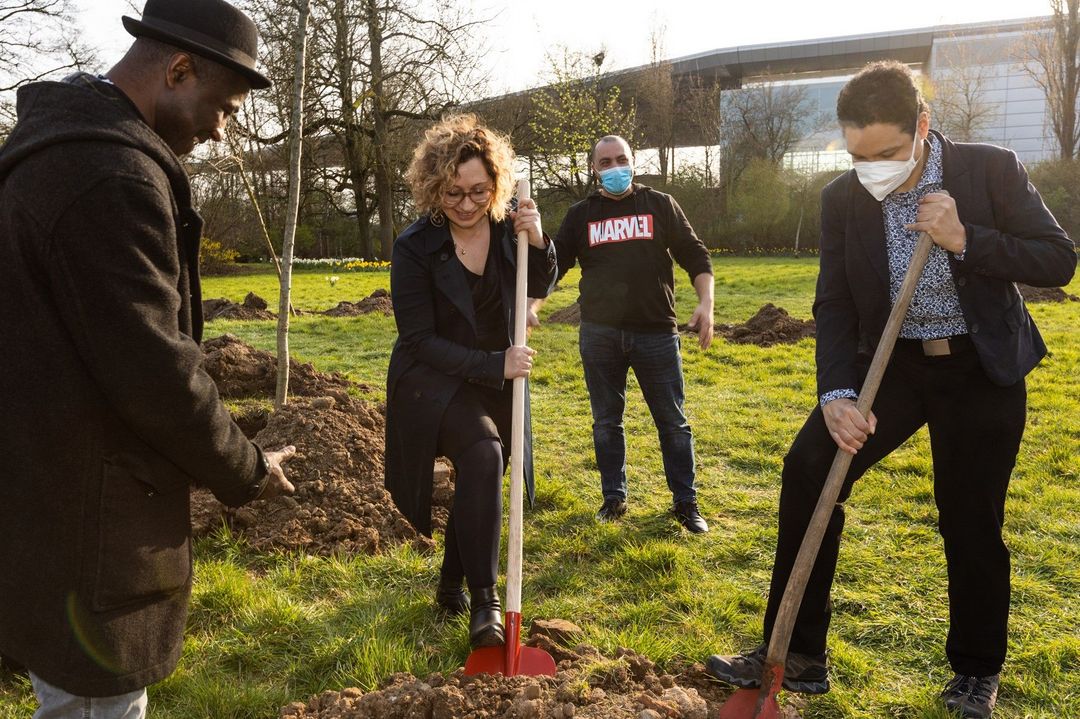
[{"xmin": 384, "ymin": 215, "xmax": 557, "ymax": 535}]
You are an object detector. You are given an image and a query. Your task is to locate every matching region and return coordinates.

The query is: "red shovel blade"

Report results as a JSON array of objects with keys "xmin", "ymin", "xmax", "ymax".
[
  {"xmin": 463, "ymin": 611, "xmax": 556, "ymax": 677},
  {"xmin": 716, "ymin": 662, "xmax": 783, "ymax": 719}
]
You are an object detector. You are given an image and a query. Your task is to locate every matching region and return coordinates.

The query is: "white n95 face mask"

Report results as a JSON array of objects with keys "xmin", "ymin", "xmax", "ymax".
[{"xmin": 853, "ymin": 128, "xmax": 920, "ymax": 202}]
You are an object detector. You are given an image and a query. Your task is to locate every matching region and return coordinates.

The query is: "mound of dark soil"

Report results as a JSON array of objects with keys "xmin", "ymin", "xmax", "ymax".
[
  {"xmin": 279, "ymin": 631, "xmax": 799, "ymax": 719},
  {"xmin": 1017, "ymin": 283, "xmax": 1079, "ymax": 303},
  {"xmin": 203, "ymin": 292, "xmax": 276, "ymax": 321},
  {"xmin": 191, "ymin": 396, "xmax": 447, "ymax": 554},
  {"xmin": 202, "ymin": 333, "xmax": 370, "ymax": 400},
  {"xmin": 194, "ymin": 336, "xmax": 453, "ymax": 553},
  {"xmin": 547, "ymin": 302, "xmax": 581, "ymax": 325},
  {"xmin": 717, "ymin": 304, "xmax": 816, "ymax": 347},
  {"xmin": 323, "ymin": 289, "xmax": 394, "ymax": 317}
]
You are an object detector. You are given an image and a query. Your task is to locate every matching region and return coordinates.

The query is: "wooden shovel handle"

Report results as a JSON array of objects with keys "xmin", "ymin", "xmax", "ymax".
[
  {"xmin": 765, "ymin": 228, "xmax": 937, "ymax": 666},
  {"xmin": 506, "ymin": 178, "xmax": 531, "ymax": 614}
]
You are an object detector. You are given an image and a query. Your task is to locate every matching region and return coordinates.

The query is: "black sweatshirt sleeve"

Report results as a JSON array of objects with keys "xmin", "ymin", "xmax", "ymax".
[
  {"xmin": 553, "ymin": 203, "xmax": 582, "ymax": 283},
  {"xmin": 663, "ymin": 193, "xmax": 712, "ymax": 280}
]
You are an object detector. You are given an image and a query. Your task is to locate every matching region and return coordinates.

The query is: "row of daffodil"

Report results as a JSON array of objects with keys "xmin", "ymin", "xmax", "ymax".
[{"xmin": 292, "ymin": 257, "xmax": 391, "ymax": 271}]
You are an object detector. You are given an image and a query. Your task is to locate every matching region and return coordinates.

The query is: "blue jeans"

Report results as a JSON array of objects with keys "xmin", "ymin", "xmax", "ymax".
[
  {"xmin": 30, "ymin": 673, "xmax": 147, "ymax": 719},
  {"xmin": 578, "ymin": 321, "xmax": 697, "ymax": 504}
]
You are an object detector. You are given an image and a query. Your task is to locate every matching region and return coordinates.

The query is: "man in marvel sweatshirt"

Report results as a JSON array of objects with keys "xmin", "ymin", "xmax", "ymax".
[{"xmin": 534, "ymin": 135, "xmax": 715, "ymax": 533}]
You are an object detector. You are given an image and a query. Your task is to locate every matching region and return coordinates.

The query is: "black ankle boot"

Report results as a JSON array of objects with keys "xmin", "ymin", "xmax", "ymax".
[
  {"xmin": 434, "ymin": 577, "xmax": 469, "ymax": 617},
  {"xmin": 468, "ymin": 586, "xmax": 504, "ymax": 648}
]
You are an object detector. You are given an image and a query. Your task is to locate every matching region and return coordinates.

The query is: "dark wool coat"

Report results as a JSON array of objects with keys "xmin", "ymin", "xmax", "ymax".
[
  {"xmin": 815, "ymin": 130, "xmax": 1076, "ymax": 397},
  {"xmin": 384, "ymin": 216, "xmax": 557, "ymax": 535},
  {"xmin": 0, "ymin": 80, "xmax": 265, "ymax": 696}
]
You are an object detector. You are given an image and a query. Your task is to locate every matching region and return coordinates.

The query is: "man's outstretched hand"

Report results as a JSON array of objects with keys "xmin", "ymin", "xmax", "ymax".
[{"xmin": 257, "ymin": 445, "xmax": 297, "ymax": 499}]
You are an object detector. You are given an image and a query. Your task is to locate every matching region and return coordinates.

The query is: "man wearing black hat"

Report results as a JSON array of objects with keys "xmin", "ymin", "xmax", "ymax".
[{"xmin": 0, "ymin": 1, "xmax": 291, "ymax": 716}]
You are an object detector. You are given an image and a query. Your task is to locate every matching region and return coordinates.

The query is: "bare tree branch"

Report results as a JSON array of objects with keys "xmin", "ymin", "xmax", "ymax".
[{"xmin": 1017, "ymin": 3, "xmax": 1080, "ymax": 159}]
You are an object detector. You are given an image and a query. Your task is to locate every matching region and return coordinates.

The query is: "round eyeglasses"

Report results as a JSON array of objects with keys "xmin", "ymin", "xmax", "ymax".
[{"xmin": 443, "ymin": 187, "xmax": 492, "ymax": 207}]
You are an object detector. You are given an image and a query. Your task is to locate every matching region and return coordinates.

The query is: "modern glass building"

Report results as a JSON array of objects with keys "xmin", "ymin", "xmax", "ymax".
[{"xmin": 651, "ymin": 17, "xmax": 1057, "ymax": 172}]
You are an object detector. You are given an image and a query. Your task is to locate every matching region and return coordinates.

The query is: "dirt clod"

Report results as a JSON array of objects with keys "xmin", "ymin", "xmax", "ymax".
[
  {"xmin": 716, "ymin": 304, "xmax": 815, "ymax": 347},
  {"xmin": 431, "ymin": 459, "xmax": 455, "ymax": 533},
  {"xmin": 531, "ymin": 619, "xmax": 583, "ymax": 646}
]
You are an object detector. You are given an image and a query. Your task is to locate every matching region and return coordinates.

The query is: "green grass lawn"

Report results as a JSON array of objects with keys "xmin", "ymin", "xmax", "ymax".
[{"xmin": 2, "ymin": 258, "xmax": 1076, "ymax": 718}]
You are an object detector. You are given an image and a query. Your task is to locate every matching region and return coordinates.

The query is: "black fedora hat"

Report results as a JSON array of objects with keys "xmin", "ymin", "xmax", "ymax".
[{"xmin": 123, "ymin": 0, "xmax": 272, "ymax": 89}]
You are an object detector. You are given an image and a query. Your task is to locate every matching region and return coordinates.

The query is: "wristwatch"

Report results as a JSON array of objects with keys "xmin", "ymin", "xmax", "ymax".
[{"xmin": 249, "ymin": 445, "xmax": 272, "ymax": 501}]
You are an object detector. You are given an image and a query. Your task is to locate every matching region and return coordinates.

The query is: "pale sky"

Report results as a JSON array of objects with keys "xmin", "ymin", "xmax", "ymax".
[{"xmin": 75, "ymin": 0, "xmax": 1052, "ymax": 95}]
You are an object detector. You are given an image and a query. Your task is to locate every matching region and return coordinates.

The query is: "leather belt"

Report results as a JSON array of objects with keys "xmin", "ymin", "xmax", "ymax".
[
  {"xmin": 916, "ymin": 335, "xmax": 972, "ymax": 356},
  {"xmin": 922, "ymin": 338, "xmax": 952, "ymax": 356}
]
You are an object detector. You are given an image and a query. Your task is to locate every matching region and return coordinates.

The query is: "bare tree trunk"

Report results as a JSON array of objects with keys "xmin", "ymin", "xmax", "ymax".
[
  {"xmin": 344, "ymin": 132, "xmax": 376, "ymax": 258},
  {"xmin": 368, "ymin": 0, "xmax": 395, "ymax": 259},
  {"xmin": 329, "ymin": 0, "xmax": 376, "ymax": 259},
  {"xmin": 794, "ymin": 205, "xmax": 803, "ymax": 258},
  {"xmin": 357, "ymin": 198, "xmax": 375, "ymax": 257},
  {"xmin": 276, "ymin": 0, "xmax": 311, "ymax": 409}
]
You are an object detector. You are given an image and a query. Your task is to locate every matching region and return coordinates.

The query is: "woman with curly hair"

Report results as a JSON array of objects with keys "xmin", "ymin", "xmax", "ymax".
[{"xmin": 384, "ymin": 114, "xmax": 557, "ymax": 648}]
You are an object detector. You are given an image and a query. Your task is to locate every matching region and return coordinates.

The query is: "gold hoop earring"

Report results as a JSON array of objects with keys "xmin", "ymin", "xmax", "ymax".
[{"xmin": 430, "ymin": 209, "xmax": 445, "ymax": 227}]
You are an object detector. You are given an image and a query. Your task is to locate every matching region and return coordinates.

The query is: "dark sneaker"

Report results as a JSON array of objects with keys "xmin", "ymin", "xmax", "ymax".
[
  {"xmin": 673, "ymin": 499, "xmax": 709, "ymax": 533},
  {"xmin": 940, "ymin": 674, "xmax": 998, "ymax": 718},
  {"xmin": 596, "ymin": 497, "xmax": 627, "ymax": 522},
  {"xmin": 705, "ymin": 644, "xmax": 829, "ymax": 695}
]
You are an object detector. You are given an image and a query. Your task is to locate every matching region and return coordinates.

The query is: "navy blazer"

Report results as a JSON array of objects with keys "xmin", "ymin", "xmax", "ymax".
[
  {"xmin": 384, "ymin": 214, "xmax": 558, "ymax": 535},
  {"xmin": 815, "ymin": 130, "xmax": 1076, "ymax": 397}
]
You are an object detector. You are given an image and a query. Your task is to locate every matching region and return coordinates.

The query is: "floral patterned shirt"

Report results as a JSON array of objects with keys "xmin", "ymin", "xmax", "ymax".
[{"xmin": 820, "ymin": 133, "xmax": 968, "ymax": 407}]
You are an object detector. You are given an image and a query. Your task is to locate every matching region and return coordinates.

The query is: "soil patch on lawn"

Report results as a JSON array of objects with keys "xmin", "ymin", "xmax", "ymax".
[
  {"xmin": 322, "ymin": 289, "xmax": 394, "ymax": 317},
  {"xmin": 717, "ymin": 304, "xmax": 815, "ymax": 347},
  {"xmin": 279, "ymin": 632, "xmax": 801, "ymax": 719},
  {"xmin": 1017, "ymin": 284, "xmax": 1079, "ymax": 303},
  {"xmin": 203, "ymin": 292, "xmax": 277, "ymax": 321}
]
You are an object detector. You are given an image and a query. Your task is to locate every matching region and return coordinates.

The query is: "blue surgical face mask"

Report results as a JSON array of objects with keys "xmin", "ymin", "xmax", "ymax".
[{"xmin": 598, "ymin": 165, "xmax": 633, "ymax": 195}]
